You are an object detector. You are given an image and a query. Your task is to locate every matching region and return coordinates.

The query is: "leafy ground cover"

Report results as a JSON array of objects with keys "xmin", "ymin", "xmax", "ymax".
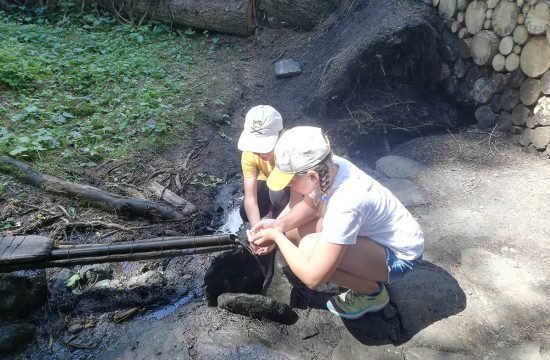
[{"xmin": 0, "ymin": 5, "xmax": 232, "ymax": 173}]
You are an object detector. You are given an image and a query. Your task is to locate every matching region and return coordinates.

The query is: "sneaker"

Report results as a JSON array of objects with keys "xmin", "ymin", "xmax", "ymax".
[{"xmin": 326, "ymin": 284, "xmax": 389, "ymax": 319}]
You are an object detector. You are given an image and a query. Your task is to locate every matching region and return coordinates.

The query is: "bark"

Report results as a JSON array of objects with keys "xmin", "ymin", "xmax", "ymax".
[
  {"xmin": 0, "ymin": 156, "xmax": 188, "ymax": 221},
  {"xmin": 520, "ymin": 36, "xmax": 550, "ymax": 77},
  {"xmin": 95, "ymin": 0, "xmax": 253, "ymax": 36}
]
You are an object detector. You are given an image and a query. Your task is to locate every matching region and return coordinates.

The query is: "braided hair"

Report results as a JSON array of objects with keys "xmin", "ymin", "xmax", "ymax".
[{"xmin": 308, "ymin": 153, "xmax": 333, "ymax": 200}]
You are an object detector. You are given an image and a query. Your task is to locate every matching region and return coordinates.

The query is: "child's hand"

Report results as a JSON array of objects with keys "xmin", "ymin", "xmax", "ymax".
[{"xmin": 247, "ymin": 229, "xmax": 277, "ymax": 255}]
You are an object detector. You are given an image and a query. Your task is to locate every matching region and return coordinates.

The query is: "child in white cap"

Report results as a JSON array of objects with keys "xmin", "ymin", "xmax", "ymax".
[
  {"xmin": 237, "ymin": 105, "xmax": 290, "ymax": 231},
  {"xmin": 250, "ymin": 126, "xmax": 424, "ymax": 319}
]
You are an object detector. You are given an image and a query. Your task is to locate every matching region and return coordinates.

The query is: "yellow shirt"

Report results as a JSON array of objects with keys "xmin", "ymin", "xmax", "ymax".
[{"xmin": 241, "ymin": 151, "xmax": 273, "ymax": 181}]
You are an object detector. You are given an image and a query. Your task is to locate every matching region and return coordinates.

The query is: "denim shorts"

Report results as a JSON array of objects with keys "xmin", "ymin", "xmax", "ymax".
[{"xmin": 384, "ymin": 247, "xmax": 422, "ymax": 284}]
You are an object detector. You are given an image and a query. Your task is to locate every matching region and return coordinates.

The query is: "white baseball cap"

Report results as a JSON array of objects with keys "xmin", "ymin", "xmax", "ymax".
[
  {"xmin": 237, "ymin": 105, "xmax": 283, "ymax": 153},
  {"xmin": 267, "ymin": 126, "xmax": 331, "ymax": 191}
]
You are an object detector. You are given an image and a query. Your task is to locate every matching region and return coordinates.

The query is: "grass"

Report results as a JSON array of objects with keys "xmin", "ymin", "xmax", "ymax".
[{"xmin": 0, "ymin": 6, "xmax": 231, "ymax": 174}]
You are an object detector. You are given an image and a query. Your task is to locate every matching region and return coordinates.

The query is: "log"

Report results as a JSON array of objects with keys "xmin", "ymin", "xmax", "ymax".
[
  {"xmin": 486, "ymin": 9, "xmax": 494, "ymax": 20},
  {"xmin": 520, "ymin": 36, "xmax": 550, "ymax": 77},
  {"xmin": 518, "ymin": 13, "xmax": 525, "ymax": 24},
  {"xmin": 534, "ymin": 96, "xmax": 550, "ymax": 125},
  {"xmin": 497, "ymin": 111, "xmax": 514, "ymax": 131},
  {"xmin": 483, "ymin": 19, "xmax": 492, "ymax": 29},
  {"xmin": 499, "ymin": 36, "xmax": 515, "ymax": 55},
  {"xmin": 439, "ymin": 0, "xmax": 458, "ymax": 19},
  {"xmin": 457, "ymin": 0, "xmax": 468, "ymax": 11},
  {"xmin": 522, "ymin": 3, "xmax": 532, "ymax": 15},
  {"xmin": 457, "ymin": 37, "xmax": 473, "ymax": 58},
  {"xmin": 505, "ymin": 52, "xmax": 520, "ymax": 71},
  {"xmin": 501, "ymin": 88, "xmax": 520, "ymax": 111},
  {"xmin": 451, "ymin": 20, "xmax": 460, "ymax": 33},
  {"xmin": 509, "ymin": 67, "xmax": 527, "ymax": 88},
  {"xmin": 492, "ymin": 72, "xmax": 509, "ymax": 93},
  {"xmin": 457, "ymin": 11, "xmax": 465, "ymax": 23},
  {"xmin": 454, "ymin": 57, "xmax": 472, "ymax": 78},
  {"xmin": 471, "ymin": 30, "xmax": 500, "ymax": 65},
  {"xmin": 513, "ymin": 44, "xmax": 523, "ymax": 54},
  {"xmin": 519, "ymin": 78, "xmax": 542, "ymax": 105},
  {"xmin": 492, "ymin": 53, "xmax": 506, "ymax": 71},
  {"xmin": 487, "ymin": 0, "xmax": 499, "ymax": 10},
  {"xmin": 458, "ymin": 27, "xmax": 470, "ymax": 38},
  {"xmin": 518, "ymin": 0, "xmax": 525, "ymax": 8},
  {"xmin": 513, "ymin": 24, "xmax": 529, "ymax": 45},
  {"xmin": 511, "ymin": 103, "xmax": 531, "ymax": 125},
  {"xmin": 465, "ymin": 0, "xmax": 488, "ymax": 34},
  {"xmin": 433, "ymin": 0, "xmax": 440, "ymax": 6},
  {"xmin": 147, "ymin": 181, "xmax": 196, "ymax": 214},
  {"xmin": 490, "ymin": 94, "xmax": 503, "ymax": 112},
  {"xmin": 525, "ymin": 0, "xmax": 550, "ymax": 35},
  {"xmin": 475, "ymin": 105, "xmax": 496, "ymax": 129},
  {"xmin": 0, "ymin": 156, "xmax": 188, "ymax": 221},
  {"xmin": 473, "ymin": 77, "xmax": 497, "ymax": 103},
  {"xmin": 541, "ymin": 71, "xmax": 550, "ymax": 94},
  {"xmin": 95, "ymin": 0, "xmax": 252, "ymax": 36},
  {"xmin": 492, "ymin": 0, "xmax": 520, "ymax": 36},
  {"xmin": 257, "ymin": 0, "xmax": 338, "ymax": 31}
]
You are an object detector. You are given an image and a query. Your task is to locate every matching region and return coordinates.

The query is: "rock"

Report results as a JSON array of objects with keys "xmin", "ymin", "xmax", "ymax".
[
  {"xmin": 493, "ymin": 342, "xmax": 541, "ymax": 360},
  {"xmin": 406, "ymin": 347, "xmax": 470, "ymax": 359},
  {"xmin": 375, "ymin": 155, "xmax": 422, "ymax": 178},
  {"xmin": 382, "ymin": 178, "xmax": 427, "ymax": 207},
  {"xmin": 274, "ymin": 59, "xmax": 302, "ymax": 78},
  {"xmin": 78, "ymin": 264, "xmax": 114, "ymax": 283},
  {"xmin": 127, "ymin": 270, "xmax": 166, "ymax": 288},
  {"xmin": 531, "ymin": 127, "xmax": 550, "ymax": 149},
  {"xmin": 266, "ymin": 252, "xmax": 293, "ymax": 306},
  {"xmin": 217, "ymin": 293, "xmax": 298, "ymax": 325},
  {"xmin": 0, "ymin": 272, "xmax": 47, "ymax": 321},
  {"xmin": 0, "ymin": 323, "xmax": 36, "ymax": 355}
]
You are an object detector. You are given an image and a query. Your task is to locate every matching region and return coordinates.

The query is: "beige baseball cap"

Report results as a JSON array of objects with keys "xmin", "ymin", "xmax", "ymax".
[
  {"xmin": 267, "ymin": 126, "xmax": 331, "ymax": 191},
  {"xmin": 237, "ymin": 105, "xmax": 283, "ymax": 153}
]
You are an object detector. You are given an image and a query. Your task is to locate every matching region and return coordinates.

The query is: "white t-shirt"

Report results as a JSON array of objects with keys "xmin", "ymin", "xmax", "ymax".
[{"xmin": 320, "ymin": 156, "xmax": 424, "ymax": 260}]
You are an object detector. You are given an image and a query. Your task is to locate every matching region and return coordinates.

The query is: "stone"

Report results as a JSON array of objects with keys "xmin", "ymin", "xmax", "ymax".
[
  {"xmin": 382, "ymin": 178, "xmax": 427, "ymax": 207},
  {"xmin": 0, "ymin": 323, "xmax": 36, "ymax": 355},
  {"xmin": 375, "ymin": 155, "xmax": 423, "ymax": 178},
  {"xmin": 406, "ymin": 347, "xmax": 470, "ymax": 360},
  {"xmin": 493, "ymin": 342, "xmax": 541, "ymax": 360},
  {"xmin": 274, "ymin": 59, "xmax": 301, "ymax": 78},
  {"xmin": 519, "ymin": 128, "xmax": 533, "ymax": 146},
  {"xmin": 266, "ymin": 251, "xmax": 293, "ymax": 305},
  {"xmin": 217, "ymin": 293, "xmax": 298, "ymax": 325},
  {"xmin": 0, "ymin": 272, "xmax": 47, "ymax": 321},
  {"xmin": 127, "ymin": 270, "xmax": 166, "ymax": 288},
  {"xmin": 531, "ymin": 127, "xmax": 550, "ymax": 149},
  {"xmin": 78, "ymin": 264, "xmax": 114, "ymax": 283}
]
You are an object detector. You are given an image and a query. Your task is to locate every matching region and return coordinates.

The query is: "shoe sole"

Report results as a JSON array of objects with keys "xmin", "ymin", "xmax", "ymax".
[{"xmin": 327, "ymin": 296, "xmax": 389, "ymax": 320}]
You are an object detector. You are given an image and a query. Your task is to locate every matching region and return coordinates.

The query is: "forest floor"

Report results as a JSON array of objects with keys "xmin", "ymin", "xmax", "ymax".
[{"xmin": 1, "ymin": 6, "xmax": 550, "ymax": 360}]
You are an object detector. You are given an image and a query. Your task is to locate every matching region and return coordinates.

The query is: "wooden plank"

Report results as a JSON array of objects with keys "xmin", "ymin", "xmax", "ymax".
[{"xmin": 0, "ymin": 235, "xmax": 53, "ymax": 264}]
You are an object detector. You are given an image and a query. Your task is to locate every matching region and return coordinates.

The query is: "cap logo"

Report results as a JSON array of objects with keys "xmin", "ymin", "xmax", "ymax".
[{"xmin": 250, "ymin": 119, "xmax": 265, "ymax": 135}]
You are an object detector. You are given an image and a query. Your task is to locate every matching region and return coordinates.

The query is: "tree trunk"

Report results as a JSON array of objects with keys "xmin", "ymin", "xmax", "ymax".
[
  {"xmin": 520, "ymin": 35, "xmax": 550, "ymax": 77},
  {"xmin": 95, "ymin": 0, "xmax": 253, "ymax": 36},
  {"xmin": 257, "ymin": 0, "xmax": 337, "ymax": 31},
  {"xmin": 492, "ymin": 0, "xmax": 520, "ymax": 37},
  {"xmin": 471, "ymin": 30, "xmax": 500, "ymax": 65}
]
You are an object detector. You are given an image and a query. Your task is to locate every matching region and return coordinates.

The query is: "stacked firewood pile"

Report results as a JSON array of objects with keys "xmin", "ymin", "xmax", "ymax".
[{"xmin": 429, "ymin": 0, "xmax": 550, "ymax": 155}]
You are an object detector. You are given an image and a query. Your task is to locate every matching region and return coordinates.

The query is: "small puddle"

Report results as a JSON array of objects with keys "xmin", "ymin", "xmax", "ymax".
[{"xmin": 217, "ymin": 200, "xmax": 244, "ymax": 235}]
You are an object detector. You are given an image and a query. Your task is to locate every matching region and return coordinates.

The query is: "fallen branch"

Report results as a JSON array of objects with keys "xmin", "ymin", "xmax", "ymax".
[{"xmin": 0, "ymin": 156, "xmax": 189, "ymax": 221}]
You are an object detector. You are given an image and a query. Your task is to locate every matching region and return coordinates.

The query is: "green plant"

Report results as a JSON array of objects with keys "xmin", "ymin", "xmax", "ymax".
[{"xmin": 190, "ymin": 172, "xmax": 223, "ymax": 188}]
